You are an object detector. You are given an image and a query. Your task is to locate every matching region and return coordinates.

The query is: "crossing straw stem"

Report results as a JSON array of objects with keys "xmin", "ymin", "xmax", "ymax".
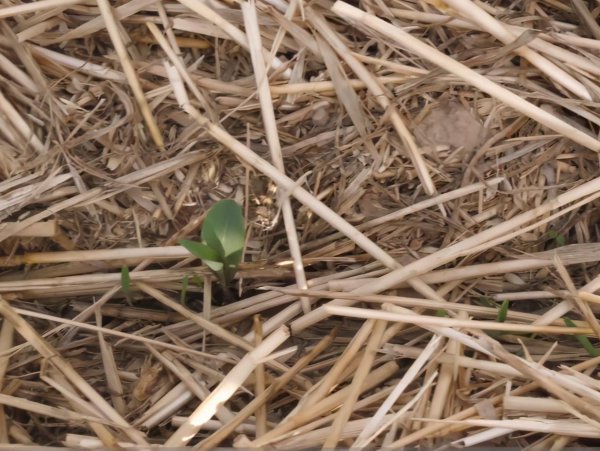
[{"xmin": 331, "ymin": 1, "xmax": 600, "ymax": 152}]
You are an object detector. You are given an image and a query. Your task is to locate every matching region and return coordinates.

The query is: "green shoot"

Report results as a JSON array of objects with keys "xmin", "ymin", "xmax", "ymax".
[
  {"xmin": 489, "ymin": 300, "xmax": 532, "ymax": 338},
  {"xmin": 497, "ymin": 300, "xmax": 509, "ymax": 323},
  {"xmin": 181, "ymin": 199, "xmax": 245, "ymax": 295},
  {"xmin": 547, "ymin": 229, "xmax": 566, "ymax": 247},
  {"xmin": 563, "ymin": 317, "xmax": 600, "ymax": 357},
  {"xmin": 180, "ymin": 275, "xmax": 189, "ymax": 306}
]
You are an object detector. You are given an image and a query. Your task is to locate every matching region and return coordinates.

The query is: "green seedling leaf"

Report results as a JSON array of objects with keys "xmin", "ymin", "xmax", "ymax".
[
  {"xmin": 497, "ymin": 300, "xmax": 509, "ymax": 323},
  {"xmin": 180, "ymin": 275, "xmax": 189, "ymax": 306},
  {"xmin": 202, "ymin": 199, "xmax": 245, "ymax": 261},
  {"xmin": 222, "ymin": 248, "xmax": 244, "ymax": 284},
  {"xmin": 563, "ymin": 317, "xmax": 600, "ymax": 357},
  {"xmin": 180, "ymin": 239, "xmax": 221, "ymax": 261},
  {"xmin": 487, "ymin": 300, "xmax": 515, "ymax": 338},
  {"xmin": 204, "ymin": 260, "xmax": 224, "ymax": 274},
  {"xmin": 180, "ymin": 200, "xmax": 246, "ymax": 290},
  {"xmin": 548, "ymin": 230, "xmax": 566, "ymax": 247},
  {"xmin": 180, "ymin": 239, "xmax": 224, "ymax": 274},
  {"xmin": 435, "ymin": 309, "xmax": 448, "ymax": 317}
]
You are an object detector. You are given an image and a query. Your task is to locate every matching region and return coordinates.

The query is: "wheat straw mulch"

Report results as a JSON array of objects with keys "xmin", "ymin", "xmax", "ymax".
[{"xmin": 1, "ymin": 0, "xmax": 600, "ymax": 448}]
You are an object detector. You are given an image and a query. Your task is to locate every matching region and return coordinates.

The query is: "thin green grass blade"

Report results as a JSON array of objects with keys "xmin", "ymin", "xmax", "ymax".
[
  {"xmin": 497, "ymin": 300, "xmax": 509, "ymax": 323},
  {"xmin": 564, "ymin": 317, "xmax": 599, "ymax": 357},
  {"xmin": 180, "ymin": 274, "xmax": 189, "ymax": 306}
]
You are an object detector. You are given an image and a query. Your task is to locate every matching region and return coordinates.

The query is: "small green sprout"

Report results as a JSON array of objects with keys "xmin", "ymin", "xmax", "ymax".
[
  {"xmin": 180, "ymin": 274, "xmax": 204, "ymax": 306},
  {"xmin": 180, "ymin": 274, "xmax": 189, "ymax": 306},
  {"xmin": 435, "ymin": 309, "xmax": 448, "ymax": 317},
  {"xmin": 497, "ymin": 299, "xmax": 509, "ymax": 323},
  {"xmin": 563, "ymin": 317, "xmax": 600, "ymax": 357},
  {"xmin": 180, "ymin": 199, "xmax": 245, "ymax": 294},
  {"xmin": 547, "ymin": 229, "xmax": 566, "ymax": 247},
  {"xmin": 489, "ymin": 300, "xmax": 533, "ymax": 338}
]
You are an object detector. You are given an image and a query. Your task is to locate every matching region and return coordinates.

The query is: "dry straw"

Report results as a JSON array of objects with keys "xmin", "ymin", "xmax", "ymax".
[{"xmin": 1, "ymin": 0, "xmax": 600, "ymax": 448}]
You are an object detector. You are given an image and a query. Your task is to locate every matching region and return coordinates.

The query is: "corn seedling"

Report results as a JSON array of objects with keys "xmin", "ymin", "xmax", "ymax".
[{"xmin": 181, "ymin": 199, "xmax": 245, "ymax": 301}]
